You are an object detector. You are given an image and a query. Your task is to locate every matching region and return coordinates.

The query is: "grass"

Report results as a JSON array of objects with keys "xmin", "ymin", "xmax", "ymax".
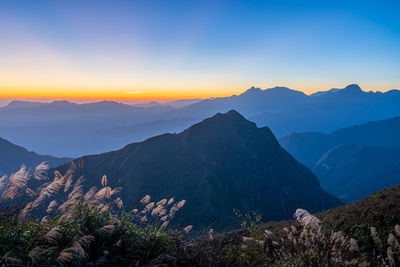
[{"xmin": 1, "ymin": 162, "xmax": 400, "ymax": 266}]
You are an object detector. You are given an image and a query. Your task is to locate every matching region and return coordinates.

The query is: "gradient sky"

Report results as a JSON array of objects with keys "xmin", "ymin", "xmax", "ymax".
[{"xmin": 0, "ymin": 0, "xmax": 399, "ymax": 102}]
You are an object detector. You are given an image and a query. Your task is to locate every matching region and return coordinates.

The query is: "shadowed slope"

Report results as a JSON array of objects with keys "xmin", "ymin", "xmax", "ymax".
[{"xmin": 58, "ymin": 110, "xmax": 342, "ymax": 231}]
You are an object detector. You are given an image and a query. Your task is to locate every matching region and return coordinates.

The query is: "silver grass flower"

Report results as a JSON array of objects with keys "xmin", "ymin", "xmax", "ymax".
[
  {"xmin": 45, "ymin": 226, "xmax": 62, "ymax": 244},
  {"xmin": 140, "ymin": 195, "xmax": 151, "ymax": 204},
  {"xmin": 47, "ymin": 200, "xmax": 58, "ymax": 213},
  {"xmin": 57, "ymin": 242, "xmax": 86, "ymax": 264},
  {"xmin": 161, "ymin": 221, "xmax": 169, "ymax": 229},
  {"xmin": 184, "ymin": 225, "xmax": 193, "ymax": 233},
  {"xmin": 293, "ymin": 209, "xmax": 321, "ymax": 231},
  {"xmin": 40, "ymin": 216, "xmax": 49, "ymax": 225},
  {"xmin": 144, "ymin": 202, "xmax": 155, "ymax": 211},
  {"xmin": 349, "ymin": 238, "xmax": 359, "ymax": 252},
  {"xmin": 264, "ymin": 229, "xmax": 273, "ymax": 238},
  {"xmin": 106, "ymin": 187, "xmax": 111, "ymax": 199},
  {"xmin": 64, "ymin": 173, "xmax": 74, "ymax": 192},
  {"xmin": 99, "ymin": 225, "xmax": 115, "ymax": 234},
  {"xmin": 58, "ymin": 177, "xmax": 84, "ymax": 212},
  {"xmin": 157, "ymin": 199, "xmax": 167, "ymax": 206},
  {"xmin": 28, "ymin": 246, "xmax": 45, "ymax": 262},
  {"xmin": 0, "ymin": 174, "xmax": 7, "ymax": 190},
  {"xmin": 101, "ymin": 175, "xmax": 107, "ymax": 187},
  {"xmin": 54, "ymin": 171, "xmax": 62, "ymax": 180},
  {"xmin": 83, "ymin": 186, "xmax": 97, "ymax": 203},
  {"xmin": 115, "ymin": 197, "xmax": 123, "ymax": 208},
  {"xmin": 151, "ymin": 205, "xmax": 166, "ymax": 216},
  {"xmin": 176, "ymin": 199, "xmax": 186, "ymax": 209},
  {"xmin": 100, "ymin": 204, "xmax": 109, "ymax": 212},
  {"xmin": 79, "ymin": 158, "xmax": 84, "ymax": 170},
  {"xmin": 388, "ymin": 233, "xmax": 400, "ymax": 250},
  {"xmin": 32, "ymin": 174, "xmax": 65, "ymax": 209},
  {"xmin": 209, "ymin": 228, "xmax": 214, "ymax": 240},
  {"xmin": 140, "ymin": 215, "xmax": 148, "ymax": 222},
  {"xmin": 370, "ymin": 227, "xmax": 382, "ymax": 246},
  {"xmin": 167, "ymin": 197, "xmax": 174, "ymax": 206},
  {"xmin": 33, "ymin": 162, "xmax": 49, "ymax": 181},
  {"xmin": 1, "ymin": 165, "xmax": 30, "ymax": 201},
  {"xmin": 90, "ymin": 187, "xmax": 111, "ymax": 204},
  {"xmin": 111, "ymin": 187, "xmax": 122, "ymax": 196},
  {"xmin": 78, "ymin": 235, "xmax": 95, "ymax": 250},
  {"xmin": 19, "ymin": 202, "xmax": 34, "ymax": 219},
  {"xmin": 25, "ymin": 188, "xmax": 36, "ymax": 197},
  {"xmin": 70, "ymin": 161, "xmax": 76, "ymax": 173}
]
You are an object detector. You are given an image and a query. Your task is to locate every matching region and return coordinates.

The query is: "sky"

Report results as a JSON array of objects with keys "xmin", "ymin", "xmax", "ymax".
[{"xmin": 0, "ymin": 0, "xmax": 399, "ymax": 102}]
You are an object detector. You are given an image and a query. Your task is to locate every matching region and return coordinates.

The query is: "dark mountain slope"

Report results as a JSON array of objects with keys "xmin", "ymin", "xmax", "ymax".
[
  {"xmin": 0, "ymin": 137, "xmax": 71, "ymax": 174},
  {"xmin": 58, "ymin": 110, "xmax": 341, "ymax": 231},
  {"xmin": 314, "ymin": 145, "xmax": 400, "ymax": 203},
  {"xmin": 280, "ymin": 115, "xmax": 400, "ymax": 168}
]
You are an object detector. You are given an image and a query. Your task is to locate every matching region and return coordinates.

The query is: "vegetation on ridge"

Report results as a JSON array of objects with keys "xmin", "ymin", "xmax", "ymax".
[{"xmin": 1, "ymin": 162, "xmax": 400, "ymax": 266}]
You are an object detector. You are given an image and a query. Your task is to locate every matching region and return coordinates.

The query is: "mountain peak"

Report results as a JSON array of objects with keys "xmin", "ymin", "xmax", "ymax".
[
  {"xmin": 343, "ymin": 84, "xmax": 363, "ymax": 93},
  {"xmin": 241, "ymin": 86, "xmax": 262, "ymax": 95},
  {"xmin": 182, "ymin": 110, "xmax": 256, "ymax": 138}
]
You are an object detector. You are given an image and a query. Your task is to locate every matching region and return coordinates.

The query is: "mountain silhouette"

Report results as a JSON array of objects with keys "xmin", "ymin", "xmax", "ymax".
[
  {"xmin": 0, "ymin": 137, "xmax": 71, "ymax": 174},
  {"xmin": 314, "ymin": 145, "xmax": 400, "ymax": 203},
  {"xmin": 280, "ymin": 116, "xmax": 400, "ymax": 203},
  {"xmin": 280, "ymin": 115, "xmax": 400, "ymax": 168},
  {"xmin": 57, "ymin": 110, "xmax": 341, "ymax": 231},
  {"xmin": 2, "ymin": 84, "xmax": 400, "ymax": 157}
]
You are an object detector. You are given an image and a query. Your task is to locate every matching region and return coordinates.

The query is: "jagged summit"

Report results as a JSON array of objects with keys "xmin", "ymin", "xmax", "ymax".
[{"xmin": 241, "ymin": 86, "xmax": 262, "ymax": 95}]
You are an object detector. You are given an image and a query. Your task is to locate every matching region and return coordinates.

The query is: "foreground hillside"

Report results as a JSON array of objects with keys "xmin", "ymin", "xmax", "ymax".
[
  {"xmin": 56, "ymin": 110, "xmax": 341, "ymax": 231},
  {"xmin": 1, "ymin": 163, "xmax": 399, "ymax": 266}
]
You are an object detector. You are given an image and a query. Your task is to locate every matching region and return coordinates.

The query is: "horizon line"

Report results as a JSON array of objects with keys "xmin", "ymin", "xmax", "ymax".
[{"xmin": 0, "ymin": 83, "xmax": 398, "ymax": 105}]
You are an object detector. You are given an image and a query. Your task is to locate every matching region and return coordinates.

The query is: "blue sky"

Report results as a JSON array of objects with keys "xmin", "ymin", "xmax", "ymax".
[{"xmin": 0, "ymin": 0, "xmax": 399, "ymax": 101}]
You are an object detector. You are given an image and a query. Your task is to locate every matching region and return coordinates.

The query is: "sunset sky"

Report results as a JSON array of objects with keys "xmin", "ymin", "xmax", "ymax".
[{"xmin": 1, "ymin": 0, "xmax": 399, "ymax": 102}]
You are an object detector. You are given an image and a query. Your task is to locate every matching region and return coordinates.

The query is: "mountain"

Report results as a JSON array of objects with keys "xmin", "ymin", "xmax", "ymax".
[
  {"xmin": 250, "ymin": 84, "xmax": 400, "ymax": 136},
  {"xmin": 3, "ymin": 84, "xmax": 400, "ymax": 157},
  {"xmin": 0, "ymin": 100, "xmax": 187, "ymax": 157},
  {"xmin": 56, "ymin": 110, "xmax": 341, "ymax": 231},
  {"xmin": 279, "ymin": 116, "xmax": 400, "ymax": 203},
  {"xmin": 280, "ymin": 115, "xmax": 400, "ymax": 168},
  {"xmin": 314, "ymin": 145, "xmax": 400, "ymax": 203},
  {"xmin": 0, "ymin": 136, "xmax": 71, "ymax": 175}
]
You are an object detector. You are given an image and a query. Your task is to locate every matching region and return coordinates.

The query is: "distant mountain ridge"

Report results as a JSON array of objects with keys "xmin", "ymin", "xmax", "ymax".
[
  {"xmin": 0, "ymin": 136, "xmax": 71, "ymax": 175},
  {"xmin": 2, "ymin": 84, "xmax": 400, "ymax": 157},
  {"xmin": 280, "ymin": 116, "xmax": 400, "ymax": 203},
  {"xmin": 280, "ymin": 115, "xmax": 400, "ymax": 167},
  {"xmin": 56, "ymin": 110, "xmax": 341, "ymax": 231}
]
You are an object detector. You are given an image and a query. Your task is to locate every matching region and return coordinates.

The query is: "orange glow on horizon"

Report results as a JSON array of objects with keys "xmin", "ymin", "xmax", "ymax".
[
  {"xmin": 0, "ymin": 83, "xmax": 394, "ymax": 103},
  {"xmin": 0, "ymin": 86, "xmax": 245, "ymax": 102}
]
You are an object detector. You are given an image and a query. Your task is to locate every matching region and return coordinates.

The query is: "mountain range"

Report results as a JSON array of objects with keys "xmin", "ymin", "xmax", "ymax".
[
  {"xmin": 1, "ymin": 84, "xmax": 399, "ymax": 157},
  {"xmin": 0, "ymin": 137, "xmax": 71, "ymax": 175},
  {"xmin": 55, "ymin": 110, "xmax": 342, "ymax": 231},
  {"xmin": 314, "ymin": 145, "xmax": 400, "ymax": 203},
  {"xmin": 280, "ymin": 116, "xmax": 400, "ymax": 203}
]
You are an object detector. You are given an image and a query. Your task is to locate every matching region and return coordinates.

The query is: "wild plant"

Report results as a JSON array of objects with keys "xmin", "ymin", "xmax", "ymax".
[{"xmin": 0, "ymin": 161, "xmax": 188, "ymax": 266}]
